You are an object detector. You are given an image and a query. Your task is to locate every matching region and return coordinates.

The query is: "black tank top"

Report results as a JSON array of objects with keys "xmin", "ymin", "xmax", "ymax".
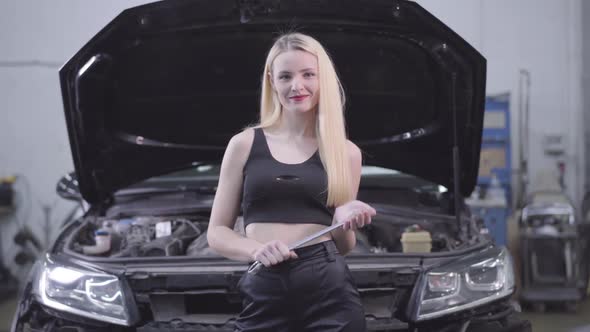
[{"xmin": 242, "ymin": 128, "xmax": 335, "ymax": 228}]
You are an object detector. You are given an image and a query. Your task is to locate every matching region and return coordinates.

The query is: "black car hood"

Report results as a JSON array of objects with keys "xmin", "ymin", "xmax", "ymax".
[{"xmin": 59, "ymin": 0, "xmax": 486, "ymax": 204}]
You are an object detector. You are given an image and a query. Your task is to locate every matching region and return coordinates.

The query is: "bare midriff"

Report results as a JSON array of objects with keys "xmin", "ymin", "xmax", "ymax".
[{"xmin": 245, "ymin": 222, "xmax": 333, "ymax": 248}]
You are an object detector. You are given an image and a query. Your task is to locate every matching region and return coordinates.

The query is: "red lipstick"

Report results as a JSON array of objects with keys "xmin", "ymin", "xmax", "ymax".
[{"xmin": 290, "ymin": 95, "xmax": 308, "ymax": 101}]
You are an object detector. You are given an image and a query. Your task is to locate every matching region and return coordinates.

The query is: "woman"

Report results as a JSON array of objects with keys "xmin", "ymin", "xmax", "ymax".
[{"xmin": 207, "ymin": 32, "xmax": 376, "ymax": 331}]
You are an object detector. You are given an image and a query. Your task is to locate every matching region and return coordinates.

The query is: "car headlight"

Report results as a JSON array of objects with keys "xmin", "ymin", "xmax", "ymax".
[
  {"xmin": 36, "ymin": 255, "xmax": 133, "ymax": 326},
  {"xmin": 413, "ymin": 246, "xmax": 515, "ymax": 321}
]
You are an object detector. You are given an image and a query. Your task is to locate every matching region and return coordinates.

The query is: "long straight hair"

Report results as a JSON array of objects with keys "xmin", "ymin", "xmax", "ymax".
[{"xmin": 255, "ymin": 33, "xmax": 352, "ymax": 207}]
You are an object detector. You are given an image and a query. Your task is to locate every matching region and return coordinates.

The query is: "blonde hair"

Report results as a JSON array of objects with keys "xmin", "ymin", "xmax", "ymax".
[{"xmin": 255, "ymin": 32, "xmax": 352, "ymax": 207}]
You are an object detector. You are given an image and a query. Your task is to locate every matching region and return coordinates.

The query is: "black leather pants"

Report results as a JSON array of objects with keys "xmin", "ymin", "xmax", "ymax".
[{"xmin": 234, "ymin": 240, "xmax": 366, "ymax": 332}]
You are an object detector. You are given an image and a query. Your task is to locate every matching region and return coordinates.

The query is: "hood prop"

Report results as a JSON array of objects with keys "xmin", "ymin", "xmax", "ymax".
[{"xmin": 451, "ymin": 73, "xmax": 465, "ymax": 237}]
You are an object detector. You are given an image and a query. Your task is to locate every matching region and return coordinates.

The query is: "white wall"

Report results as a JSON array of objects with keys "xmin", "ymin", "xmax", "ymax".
[
  {"xmin": 0, "ymin": 0, "xmax": 585, "ymax": 277},
  {"xmin": 583, "ymin": 0, "xmax": 590, "ymax": 194},
  {"xmin": 0, "ymin": 0, "xmax": 153, "ymax": 278},
  {"xmin": 416, "ymin": 0, "xmax": 584, "ymax": 205}
]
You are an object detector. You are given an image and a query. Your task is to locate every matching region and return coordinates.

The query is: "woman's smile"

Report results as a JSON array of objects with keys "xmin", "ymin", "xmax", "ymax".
[{"xmin": 290, "ymin": 95, "xmax": 309, "ymax": 102}]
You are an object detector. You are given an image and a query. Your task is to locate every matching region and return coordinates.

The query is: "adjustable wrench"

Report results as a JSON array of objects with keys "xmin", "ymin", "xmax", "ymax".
[{"xmin": 247, "ymin": 222, "xmax": 346, "ymax": 274}]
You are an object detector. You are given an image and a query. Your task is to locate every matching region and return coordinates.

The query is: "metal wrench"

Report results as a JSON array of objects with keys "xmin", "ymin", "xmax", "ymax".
[{"xmin": 247, "ymin": 222, "xmax": 346, "ymax": 274}]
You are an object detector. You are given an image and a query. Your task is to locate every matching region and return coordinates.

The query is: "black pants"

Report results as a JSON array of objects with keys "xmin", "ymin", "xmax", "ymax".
[{"xmin": 235, "ymin": 240, "xmax": 366, "ymax": 332}]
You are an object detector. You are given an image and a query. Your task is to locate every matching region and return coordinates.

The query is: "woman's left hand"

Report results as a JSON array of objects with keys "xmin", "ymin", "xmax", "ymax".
[{"xmin": 333, "ymin": 200, "xmax": 376, "ymax": 231}]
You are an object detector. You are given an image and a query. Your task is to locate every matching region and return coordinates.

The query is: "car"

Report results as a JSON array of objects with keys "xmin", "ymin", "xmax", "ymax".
[{"xmin": 11, "ymin": 0, "xmax": 532, "ymax": 331}]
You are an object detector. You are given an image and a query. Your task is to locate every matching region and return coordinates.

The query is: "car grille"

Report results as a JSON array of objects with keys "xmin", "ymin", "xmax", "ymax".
[
  {"xmin": 140, "ymin": 288, "xmax": 411, "ymax": 331},
  {"xmin": 135, "ymin": 318, "xmax": 409, "ymax": 332}
]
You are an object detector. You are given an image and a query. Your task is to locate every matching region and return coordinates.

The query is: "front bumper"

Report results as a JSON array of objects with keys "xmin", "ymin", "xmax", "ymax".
[
  {"xmin": 15, "ymin": 246, "xmax": 528, "ymax": 331},
  {"xmin": 13, "ymin": 299, "xmax": 531, "ymax": 332}
]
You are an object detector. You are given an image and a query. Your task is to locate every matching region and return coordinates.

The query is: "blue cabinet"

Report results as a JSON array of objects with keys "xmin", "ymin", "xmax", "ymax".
[
  {"xmin": 478, "ymin": 93, "xmax": 512, "ymax": 204},
  {"xmin": 467, "ymin": 94, "xmax": 511, "ymax": 246},
  {"xmin": 468, "ymin": 204, "xmax": 508, "ymax": 246}
]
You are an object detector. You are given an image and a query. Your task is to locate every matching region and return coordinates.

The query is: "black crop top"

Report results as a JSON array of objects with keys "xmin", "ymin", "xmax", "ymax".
[{"xmin": 242, "ymin": 128, "xmax": 335, "ymax": 228}]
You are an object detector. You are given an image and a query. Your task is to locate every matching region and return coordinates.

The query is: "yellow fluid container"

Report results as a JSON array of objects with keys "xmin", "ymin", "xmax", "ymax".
[{"xmin": 401, "ymin": 231, "xmax": 432, "ymax": 253}]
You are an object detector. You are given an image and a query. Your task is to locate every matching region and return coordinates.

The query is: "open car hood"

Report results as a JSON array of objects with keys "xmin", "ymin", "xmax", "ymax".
[{"xmin": 59, "ymin": 0, "xmax": 486, "ymax": 204}]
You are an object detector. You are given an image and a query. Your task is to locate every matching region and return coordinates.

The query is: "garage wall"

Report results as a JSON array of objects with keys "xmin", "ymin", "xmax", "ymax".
[
  {"xmin": 416, "ymin": 0, "xmax": 584, "ymax": 206},
  {"xmin": 583, "ymin": 0, "xmax": 590, "ymax": 194},
  {"xmin": 0, "ymin": 0, "xmax": 585, "ymax": 277},
  {"xmin": 0, "ymin": 0, "xmax": 153, "ymax": 279}
]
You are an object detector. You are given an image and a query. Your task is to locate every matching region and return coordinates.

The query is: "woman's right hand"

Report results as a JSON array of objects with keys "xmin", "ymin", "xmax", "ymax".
[{"xmin": 252, "ymin": 240, "xmax": 299, "ymax": 267}]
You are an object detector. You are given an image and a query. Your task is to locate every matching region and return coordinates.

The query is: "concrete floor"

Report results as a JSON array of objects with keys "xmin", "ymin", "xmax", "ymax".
[
  {"xmin": 519, "ymin": 300, "xmax": 590, "ymax": 332},
  {"xmin": 0, "ymin": 294, "xmax": 588, "ymax": 332}
]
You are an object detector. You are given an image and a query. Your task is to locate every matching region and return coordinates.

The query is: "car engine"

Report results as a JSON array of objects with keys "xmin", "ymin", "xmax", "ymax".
[{"xmin": 69, "ymin": 213, "xmax": 463, "ymax": 258}]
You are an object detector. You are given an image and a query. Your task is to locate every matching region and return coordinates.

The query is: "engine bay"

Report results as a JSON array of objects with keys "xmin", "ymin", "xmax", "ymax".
[{"xmin": 68, "ymin": 211, "xmax": 470, "ymax": 258}]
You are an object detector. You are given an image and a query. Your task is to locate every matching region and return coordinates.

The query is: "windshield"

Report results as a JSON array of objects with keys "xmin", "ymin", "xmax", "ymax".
[
  {"xmin": 108, "ymin": 165, "xmax": 457, "ymax": 218},
  {"xmin": 117, "ymin": 165, "xmax": 447, "ymax": 207},
  {"xmin": 122, "ymin": 165, "xmax": 446, "ymax": 190}
]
